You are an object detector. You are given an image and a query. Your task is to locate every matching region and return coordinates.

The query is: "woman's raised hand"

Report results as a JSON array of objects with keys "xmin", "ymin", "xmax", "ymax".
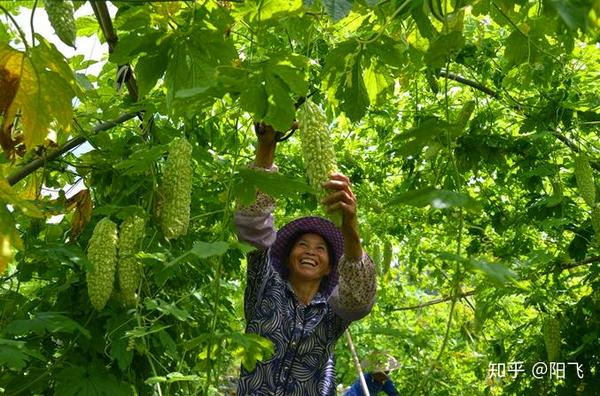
[{"xmin": 321, "ymin": 173, "xmax": 363, "ymax": 258}]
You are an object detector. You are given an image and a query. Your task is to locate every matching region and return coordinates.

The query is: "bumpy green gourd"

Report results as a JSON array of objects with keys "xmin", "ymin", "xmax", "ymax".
[
  {"xmin": 118, "ymin": 216, "xmax": 145, "ymax": 306},
  {"xmin": 298, "ymin": 101, "xmax": 341, "ymax": 227},
  {"xmin": 456, "ymin": 100, "xmax": 475, "ymax": 129},
  {"xmin": 45, "ymin": 0, "xmax": 77, "ymax": 48},
  {"xmin": 370, "ymin": 241, "xmax": 382, "ymax": 276},
  {"xmin": 159, "ymin": 137, "xmax": 193, "ymax": 239},
  {"xmin": 86, "ymin": 217, "xmax": 118, "ymax": 310},
  {"xmin": 382, "ymin": 240, "xmax": 393, "ymax": 275},
  {"xmin": 592, "ymin": 205, "xmax": 600, "ymax": 240},
  {"xmin": 574, "ymin": 154, "xmax": 596, "ymax": 207},
  {"xmin": 543, "ymin": 316, "xmax": 561, "ymax": 362}
]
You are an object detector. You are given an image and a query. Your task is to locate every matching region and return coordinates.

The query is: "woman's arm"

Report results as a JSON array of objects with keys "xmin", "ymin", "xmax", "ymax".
[
  {"xmin": 234, "ymin": 123, "xmax": 279, "ymax": 249},
  {"xmin": 323, "ymin": 173, "xmax": 377, "ymax": 320}
]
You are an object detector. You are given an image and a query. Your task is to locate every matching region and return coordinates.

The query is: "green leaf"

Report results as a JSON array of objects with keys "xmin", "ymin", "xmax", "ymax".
[
  {"xmin": 0, "ymin": 179, "xmax": 43, "ymax": 218},
  {"xmin": 388, "ymin": 187, "xmax": 481, "ymax": 211},
  {"xmin": 322, "ymin": 0, "xmax": 354, "ymax": 21},
  {"xmin": 504, "ymin": 31, "xmax": 529, "ymax": 67},
  {"xmin": 113, "ymin": 6, "xmax": 152, "ymax": 31},
  {"xmin": 229, "ymin": 241, "xmax": 257, "ymax": 255},
  {"xmin": 0, "ymin": 339, "xmax": 43, "ymax": 370},
  {"xmin": 435, "ymin": 251, "xmax": 518, "ymax": 285},
  {"xmin": 339, "ymin": 54, "xmax": 370, "ymax": 122},
  {"xmin": 365, "ymin": 36, "xmax": 407, "ymax": 70},
  {"xmin": 269, "ymin": 55, "xmax": 309, "ymax": 96},
  {"xmin": 548, "ymin": 0, "xmax": 592, "ymax": 31},
  {"xmin": 411, "ymin": 5, "xmax": 438, "ymax": 39},
  {"xmin": 323, "ymin": 42, "xmax": 371, "ymax": 121},
  {"xmin": 113, "ymin": 144, "xmax": 168, "ymax": 176},
  {"xmin": 54, "ymin": 365, "xmax": 132, "ymax": 396},
  {"xmin": 136, "ymin": 51, "xmax": 169, "ymax": 98},
  {"xmin": 234, "ymin": 168, "xmax": 314, "ymax": 205},
  {"xmin": 145, "ymin": 376, "xmax": 167, "ymax": 384},
  {"xmin": 190, "ymin": 241, "xmax": 230, "ymax": 258},
  {"xmin": 166, "ymin": 372, "xmax": 201, "ymax": 383},
  {"xmin": 75, "ymin": 15, "xmax": 100, "ymax": 37},
  {"xmin": 390, "ymin": 117, "xmax": 450, "ymax": 157},
  {"xmin": 424, "ymin": 31, "xmax": 465, "ymax": 68},
  {"xmin": 0, "ymin": 19, "xmax": 10, "ymax": 42},
  {"xmin": 229, "ymin": 332, "xmax": 274, "ymax": 372},
  {"xmin": 240, "ymin": 78, "xmax": 268, "ymax": 120},
  {"xmin": 235, "ymin": 0, "xmax": 303, "ymax": 24},
  {"xmin": 263, "ymin": 70, "xmax": 296, "ymax": 131},
  {"xmin": 241, "ymin": 54, "xmax": 308, "ymax": 129},
  {"xmin": 165, "ymin": 29, "xmax": 237, "ymax": 114},
  {"xmin": 363, "ymin": 63, "xmax": 391, "ymax": 106},
  {"xmin": 4, "ymin": 312, "xmax": 90, "ymax": 338},
  {"xmin": 107, "ymin": 315, "xmax": 134, "ymax": 371}
]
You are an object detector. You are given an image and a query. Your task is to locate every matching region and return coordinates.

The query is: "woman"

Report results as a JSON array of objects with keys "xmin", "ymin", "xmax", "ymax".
[{"xmin": 234, "ymin": 124, "xmax": 377, "ymax": 395}]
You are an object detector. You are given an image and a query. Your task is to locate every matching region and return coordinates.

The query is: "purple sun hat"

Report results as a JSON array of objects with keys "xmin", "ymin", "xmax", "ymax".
[{"xmin": 269, "ymin": 216, "xmax": 344, "ymax": 298}]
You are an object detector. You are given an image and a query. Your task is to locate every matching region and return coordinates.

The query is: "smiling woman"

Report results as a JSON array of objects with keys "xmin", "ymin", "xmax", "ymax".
[
  {"xmin": 288, "ymin": 233, "xmax": 332, "ymax": 288},
  {"xmin": 234, "ymin": 124, "xmax": 376, "ymax": 395}
]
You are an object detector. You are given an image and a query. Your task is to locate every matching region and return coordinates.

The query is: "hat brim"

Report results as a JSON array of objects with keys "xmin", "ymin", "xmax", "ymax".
[{"xmin": 269, "ymin": 216, "xmax": 344, "ymax": 297}]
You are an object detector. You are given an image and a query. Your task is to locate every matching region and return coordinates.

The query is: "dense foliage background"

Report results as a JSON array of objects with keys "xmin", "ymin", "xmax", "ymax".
[{"xmin": 1, "ymin": 0, "xmax": 599, "ymax": 395}]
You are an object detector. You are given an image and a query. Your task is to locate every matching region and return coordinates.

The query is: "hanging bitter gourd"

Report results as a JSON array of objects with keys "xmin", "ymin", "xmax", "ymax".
[
  {"xmin": 543, "ymin": 315, "xmax": 561, "ymax": 362},
  {"xmin": 159, "ymin": 137, "xmax": 193, "ymax": 239},
  {"xmin": 117, "ymin": 215, "xmax": 145, "ymax": 306},
  {"xmin": 86, "ymin": 217, "xmax": 118, "ymax": 310},
  {"xmin": 45, "ymin": 0, "xmax": 77, "ymax": 48},
  {"xmin": 298, "ymin": 100, "xmax": 342, "ymax": 227},
  {"xmin": 382, "ymin": 240, "xmax": 393, "ymax": 275},
  {"xmin": 592, "ymin": 205, "xmax": 600, "ymax": 240},
  {"xmin": 370, "ymin": 241, "xmax": 382, "ymax": 276},
  {"xmin": 574, "ymin": 154, "xmax": 596, "ymax": 207}
]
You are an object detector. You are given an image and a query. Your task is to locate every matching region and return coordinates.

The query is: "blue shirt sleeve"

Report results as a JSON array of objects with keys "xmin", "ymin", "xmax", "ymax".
[{"xmin": 382, "ymin": 379, "xmax": 400, "ymax": 396}]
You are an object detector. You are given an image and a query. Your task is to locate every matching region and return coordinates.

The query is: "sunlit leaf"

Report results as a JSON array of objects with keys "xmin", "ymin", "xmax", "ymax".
[
  {"xmin": 389, "ymin": 187, "xmax": 481, "ymax": 211},
  {"xmin": 190, "ymin": 241, "xmax": 230, "ymax": 258},
  {"xmin": 424, "ymin": 31, "xmax": 465, "ymax": 68},
  {"xmin": 235, "ymin": 0, "xmax": 303, "ymax": 24},
  {"xmin": 0, "ymin": 38, "xmax": 76, "ymax": 154},
  {"xmin": 435, "ymin": 251, "xmax": 518, "ymax": 285},
  {"xmin": 234, "ymin": 168, "xmax": 314, "ymax": 205}
]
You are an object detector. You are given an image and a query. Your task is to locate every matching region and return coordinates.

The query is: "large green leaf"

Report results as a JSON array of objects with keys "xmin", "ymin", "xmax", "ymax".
[
  {"xmin": 322, "ymin": 0, "xmax": 354, "ymax": 21},
  {"xmin": 548, "ymin": 0, "xmax": 594, "ymax": 31},
  {"xmin": 0, "ymin": 38, "xmax": 76, "ymax": 151},
  {"xmin": 424, "ymin": 31, "xmax": 465, "ymax": 68},
  {"xmin": 4, "ymin": 312, "xmax": 91, "ymax": 338},
  {"xmin": 435, "ymin": 251, "xmax": 518, "ymax": 286},
  {"xmin": 164, "ymin": 26, "xmax": 237, "ymax": 114},
  {"xmin": 240, "ymin": 54, "xmax": 308, "ymax": 130},
  {"xmin": 113, "ymin": 144, "xmax": 168, "ymax": 176},
  {"xmin": 190, "ymin": 241, "xmax": 230, "ymax": 258},
  {"xmin": 54, "ymin": 366, "xmax": 132, "ymax": 396},
  {"xmin": 234, "ymin": 168, "xmax": 315, "ymax": 205},
  {"xmin": 235, "ymin": 0, "xmax": 303, "ymax": 24},
  {"xmin": 388, "ymin": 187, "xmax": 481, "ymax": 211},
  {"xmin": 0, "ymin": 339, "xmax": 43, "ymax": 370}
]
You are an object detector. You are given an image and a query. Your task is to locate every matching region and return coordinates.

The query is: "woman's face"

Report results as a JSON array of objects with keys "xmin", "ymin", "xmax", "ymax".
[{"xmin": 288, "ymin": 233, "xmax": 331, "ymax": 282}]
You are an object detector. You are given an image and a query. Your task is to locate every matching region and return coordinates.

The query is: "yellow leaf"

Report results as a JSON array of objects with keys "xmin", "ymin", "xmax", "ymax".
[
  {"xmin": 0, "ymin": 39, "xmax": 76, "ymax": 153},
  {"xmin": 19, "ymin": 169, "xmax": 42, "ymax": 200},
  {"xmin": 0, "ymin": 205, "xmax": 22, "ymax": 275},
  {"xmin": 67, "ymin": 189, "xmax": 92, "ymax": 240},
  {"xmin": 0, "ymin": 178, "xmax": 44, "ymax": 218}
]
